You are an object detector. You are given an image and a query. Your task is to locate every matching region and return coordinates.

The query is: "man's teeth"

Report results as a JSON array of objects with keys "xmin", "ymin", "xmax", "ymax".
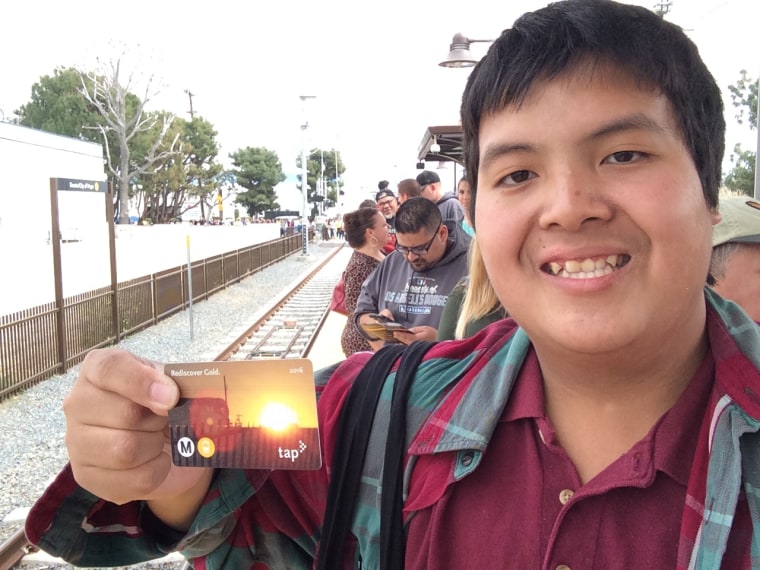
[{"xmin": 547, "ymin": 255, "xmax": 625, "ymax": 279}]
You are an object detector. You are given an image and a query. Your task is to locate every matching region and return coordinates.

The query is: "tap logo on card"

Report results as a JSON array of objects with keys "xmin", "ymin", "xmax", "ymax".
[{"xmin": 166, "ymin": 359, "xmax": 321, "ymax": 470}]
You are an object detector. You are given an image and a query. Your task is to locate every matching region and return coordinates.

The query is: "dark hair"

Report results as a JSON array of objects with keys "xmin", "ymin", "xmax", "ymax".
[
  {"xmin": 397, "ymin": 178, "xmax": 422, "ymax": 199},
  {"xmin": 461, "ymin": 0, "xmax": 725, "ymax": 222},
  {"xmin": 378, "ymin": 180, "xmax": 390, "ymax": 191},
  {"xmin": 395, "ymin": 196, "xmax": 442, "ymax": 235},
  {"xmin": 343, "ymin": 207, "xmax": 382, "ymax": 248},
  {"xmin": 359, "ymin": 199, "xmax": 377, "ymax": 208}
]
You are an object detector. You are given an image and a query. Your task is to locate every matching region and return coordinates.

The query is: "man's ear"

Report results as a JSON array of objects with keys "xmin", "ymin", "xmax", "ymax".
[
  {"xmin": 710, "ymin": 207, "xmax": 722, "ymax": 227},
  {"xmin": 439, "ymin": 223, "xmax": 449, "ymax": 240}
]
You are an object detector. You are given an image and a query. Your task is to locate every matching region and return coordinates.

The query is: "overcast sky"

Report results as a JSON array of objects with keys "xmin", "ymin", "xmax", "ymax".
[{"xmin": 2, "ymin": 0, "xmax": 757, "ymax": 205}]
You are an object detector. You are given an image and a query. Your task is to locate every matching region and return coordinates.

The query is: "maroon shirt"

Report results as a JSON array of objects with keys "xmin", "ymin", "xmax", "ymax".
[{"xmin": 405, "ymin": 348, "xmax": 715, "ymax": 569}]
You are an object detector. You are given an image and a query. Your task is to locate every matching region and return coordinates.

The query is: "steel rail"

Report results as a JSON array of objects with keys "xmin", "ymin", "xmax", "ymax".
[
  {"xmin": 214, "ymin": 244, "xmax": 345, "ymax": 362},
  {"xmin": 0, "ymin": 527, "xmax": 35, "ymax": 570}
]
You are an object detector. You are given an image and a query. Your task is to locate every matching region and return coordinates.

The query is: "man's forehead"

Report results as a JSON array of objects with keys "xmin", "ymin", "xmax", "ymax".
[{"xmin": 396, "ymin": 228, "xmax": 432, "ymax": 245}]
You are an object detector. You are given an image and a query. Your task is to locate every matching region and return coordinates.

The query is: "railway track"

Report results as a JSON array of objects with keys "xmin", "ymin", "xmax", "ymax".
[
  {"xmin": 0, "ymin": 243, "xmax": 349, "ymax": 569},
  {"xmin": 216, "ymin": 243, "xmax": 348, "ymax": 361}
]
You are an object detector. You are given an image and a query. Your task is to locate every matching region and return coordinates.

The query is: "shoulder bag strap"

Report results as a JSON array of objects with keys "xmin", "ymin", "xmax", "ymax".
[
  {"xmin": 380, "ymin": 340, "xmax": 434, "ymax": 570},
  {"xmin": 317, "ymin": 343, "xmax": 407, "ymax": 570}
]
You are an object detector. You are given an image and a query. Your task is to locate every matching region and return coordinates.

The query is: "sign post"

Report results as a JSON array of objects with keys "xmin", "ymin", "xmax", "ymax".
[{"xmin": 49, "ymin": 178, "xmax": 112, "ymax": 372}]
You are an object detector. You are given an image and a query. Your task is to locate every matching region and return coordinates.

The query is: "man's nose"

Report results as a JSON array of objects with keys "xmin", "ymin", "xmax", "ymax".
[{"xmin": 538, "ymin": 170, "xmax": 613, "ymax": 231}]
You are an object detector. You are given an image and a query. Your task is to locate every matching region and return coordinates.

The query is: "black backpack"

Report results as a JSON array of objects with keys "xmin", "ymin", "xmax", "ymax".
[{"xmin": 317, "ymin": 340, "xmax": 434, "ymax": 570}]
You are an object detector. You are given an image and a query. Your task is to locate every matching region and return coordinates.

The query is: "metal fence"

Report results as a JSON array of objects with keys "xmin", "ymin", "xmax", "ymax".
[{"xmin": 0, "ymin": 233, "xmax": 305, "ymax": 400}]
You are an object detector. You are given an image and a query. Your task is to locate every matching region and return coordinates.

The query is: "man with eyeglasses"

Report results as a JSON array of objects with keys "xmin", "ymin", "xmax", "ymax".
[
  {"xmin": 354, "ymin": 197, "xmax": 469, "ymax": 349},
  {"xmin": 375, "ymin": 182, "xmax": 398, "ymax": 254}
]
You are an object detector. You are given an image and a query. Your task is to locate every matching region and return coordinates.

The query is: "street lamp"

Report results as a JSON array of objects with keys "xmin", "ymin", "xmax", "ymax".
[
  {"xmin": 439, "ymin": 33, "xmax": 494, "ymax": 68},
  {"xmin": 299, "ymin": 95, "xmax": 316, "ymax": 256}
]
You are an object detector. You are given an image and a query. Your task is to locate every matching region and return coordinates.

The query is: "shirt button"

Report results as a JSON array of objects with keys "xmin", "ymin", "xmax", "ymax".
[
  {"xmin": 558, "ymin": 489, "xmax": 574, "ymax": 505},
  {"xmin": 556, "ymin": 565, "xmax": 571, "ymax": 570},
  {"xmin": 460, "ymin": 452, "xmax": 474, "ymax": 466}
]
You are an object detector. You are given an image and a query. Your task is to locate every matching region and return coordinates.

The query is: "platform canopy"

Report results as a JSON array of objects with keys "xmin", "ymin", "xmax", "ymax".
[{"xmin": 416, "ymin": 125, "xmax": 464, "ymax": 165}]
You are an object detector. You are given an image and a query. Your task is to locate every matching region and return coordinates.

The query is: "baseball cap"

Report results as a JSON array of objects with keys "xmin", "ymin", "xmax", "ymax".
[
  {"xmin": 376, "ymin": 188, "xmax": 396, "ymax": 202},
  {"xmin": 416, "ymin": 170, "xmax": 441, "ymax": 187},
  {"xmin": 712, "ymin": 198, "xmax": 760, "ymax": 246}
]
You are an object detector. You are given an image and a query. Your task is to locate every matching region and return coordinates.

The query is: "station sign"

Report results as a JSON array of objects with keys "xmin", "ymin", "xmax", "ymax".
[{"xmin": 56, "ymin": 178, "xmax": 107, "ymax": 192}]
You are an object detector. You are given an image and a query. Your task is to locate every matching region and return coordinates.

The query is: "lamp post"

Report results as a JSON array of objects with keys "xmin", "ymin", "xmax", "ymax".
[
  {"xmin": 299, "ymin": 95, "xmax": 316, "ymax": 256},
  {"xmin": 439, "ymin": 33, "xmax": 494, "ymax": 68}
]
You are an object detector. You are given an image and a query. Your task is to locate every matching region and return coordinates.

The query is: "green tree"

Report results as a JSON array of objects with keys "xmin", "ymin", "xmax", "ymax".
[
  {"xmin": 724, "ymin": 70, "xmax": 757, "ymax": 196},
  {"xmin": 724, "ymin": 144, "xmax": 755, "ymax": 195},
  {"xmin": 16, "ymin": 67, "xmax": 103, "ymax": 140},
  {"xmin": 133, "ymin": 112, "xmax": 186, "ymax": 223},
  {"xmin": 16, "ymin": 67, "xmax": 122, "ymax": 170},
  {"xmin": 182, "ymin": 117, "xmax": 223, "ymax": 220},
  {"xmin": 295, "ymin": 147, "xmax": 345, "ymax": 207},
  {"xmin": 230, "ymin": 147, "xmax": 285, "ymax": 216},
  {"xmin": 133, "ymin": 116, "xmax": 223, "ymax": 224}
]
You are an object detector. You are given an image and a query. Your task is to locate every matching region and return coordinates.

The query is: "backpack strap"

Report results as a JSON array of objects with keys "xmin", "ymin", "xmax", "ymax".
[
  {"xmin": 317, "ymin": 343, "xmax": 406, "ymax": 569},
  {"xmin": 317, "ymin": 341, "xmax": 434, "ymax": 570},
  {"xmin": 380, "ymin": 340, "xmax": 434, "ymax": 570}
]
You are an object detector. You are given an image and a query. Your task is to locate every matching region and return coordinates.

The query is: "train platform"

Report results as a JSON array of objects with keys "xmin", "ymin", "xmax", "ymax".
[
  {"xmin": 310, "ymin": 309, "xmax": 349, "ymax": 372},
  {"xmin": 308, "ymin": 242, "xmax": 352, "ymax": 372}
]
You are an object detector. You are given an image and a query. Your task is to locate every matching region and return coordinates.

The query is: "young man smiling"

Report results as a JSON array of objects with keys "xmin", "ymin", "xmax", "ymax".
[{"xmin": 26, "ymin": 1, "xmax": 760, "ymax": 568}]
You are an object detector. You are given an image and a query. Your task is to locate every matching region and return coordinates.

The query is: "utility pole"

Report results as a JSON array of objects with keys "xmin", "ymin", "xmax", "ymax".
[
  {"xmin": 334, "ymin": 149, "xmax": 341, "ymax": 209},
  {"xmin": 185, "ymin": 90, "xmax": 195, "ymax": 119}
]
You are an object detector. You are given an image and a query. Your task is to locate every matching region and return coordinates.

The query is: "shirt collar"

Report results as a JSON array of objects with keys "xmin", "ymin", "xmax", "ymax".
[{"xmin": 502, "ymin": 347, "xmax": 715, "ymax": 485}]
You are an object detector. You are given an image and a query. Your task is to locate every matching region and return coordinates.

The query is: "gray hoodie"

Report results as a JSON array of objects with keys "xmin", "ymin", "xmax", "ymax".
[{"xmin": 353, "ymin": 233, "xmax": 469, "ymax": 337}]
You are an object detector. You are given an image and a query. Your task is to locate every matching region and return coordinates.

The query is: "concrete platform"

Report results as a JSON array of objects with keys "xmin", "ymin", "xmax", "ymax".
[
  {"xmin": 308, "ymin": 244, "xmax": 352, "ymax": 372},
  {"xmin": 310, "ymin": 309, "xmax": 349, "ymax": 372}
]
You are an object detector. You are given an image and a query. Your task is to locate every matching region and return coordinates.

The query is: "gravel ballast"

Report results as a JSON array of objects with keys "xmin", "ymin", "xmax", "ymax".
[{"xmin": 0, "ymin": 242, "xmax": 341, "ymax": 568}]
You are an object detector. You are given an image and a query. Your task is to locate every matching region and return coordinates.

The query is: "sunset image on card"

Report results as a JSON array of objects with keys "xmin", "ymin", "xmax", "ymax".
[{"xmin": 166, "ymin": 359, "xmax": 321, "ymax": 470}]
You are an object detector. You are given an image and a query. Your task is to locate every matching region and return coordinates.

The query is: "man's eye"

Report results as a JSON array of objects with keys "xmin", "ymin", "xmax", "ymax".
[
  {"xmin": 604, "ymin": 150, "xmax": 643, "ymax": 164},
  {"xmin": 502, "ymin": 170, "xmax": 535, "ymax": 185}
]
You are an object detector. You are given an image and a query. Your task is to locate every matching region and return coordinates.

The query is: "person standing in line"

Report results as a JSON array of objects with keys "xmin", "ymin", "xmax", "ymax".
[
  {"xmin": 339, "ymin": 207, "xmax": 390, "ymax": 356},
  {"xmin": 437, "ymin": 238, "xmax": 507, "ymax": 341},
  {"xmin": 397, "ymin": 178, "xmax": 422, "ymax": 204},
  {"xmin": 708, "ymin": 197, "xmax": 760, "ymax": 321},
  {"xmin": 375, "ymin": 183, "xmax": 399, "ymax": 254},
  {"xmin": 416, "ymin": 169, "xmax": 471, "ymax": 246},
  {"xmin": 457, "ymin": 174, "xmax": 475, "ymax": 238}
]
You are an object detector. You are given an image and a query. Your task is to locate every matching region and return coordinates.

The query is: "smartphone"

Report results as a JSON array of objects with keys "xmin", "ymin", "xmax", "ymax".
[
  {"xmin": 368, "ymin": 313, "xmax": 393, "ymax": 324},
  {"xmin": 361, "ymin": 314, "xmax": 411, "ymax": 340}
]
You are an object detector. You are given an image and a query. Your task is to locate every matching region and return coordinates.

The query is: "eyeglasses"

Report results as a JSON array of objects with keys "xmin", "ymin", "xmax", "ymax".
[
  {"xmin": 377, "ymin": 199, "xmax": 396, "ymax": 208},
  {"xmin": 394, "ymin": 225, "xmax": 441, "ymax": 256}
]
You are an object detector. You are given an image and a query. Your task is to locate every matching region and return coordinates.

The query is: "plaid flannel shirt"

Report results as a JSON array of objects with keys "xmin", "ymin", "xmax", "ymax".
[{"xmin": 26, "ymin": 288, "xmax": 760, "ymax": 569}]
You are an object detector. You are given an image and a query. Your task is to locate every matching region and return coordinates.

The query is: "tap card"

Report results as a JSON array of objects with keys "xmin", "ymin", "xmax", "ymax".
[{"xmin": 165, "ymin": 359, "xmax": 321, "ymax": 470}]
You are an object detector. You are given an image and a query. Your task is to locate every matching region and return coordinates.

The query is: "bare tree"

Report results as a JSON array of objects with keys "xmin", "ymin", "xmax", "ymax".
[{"xmin": 80, "ymin": 56, "xmax": 179, "ymax": 224}]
